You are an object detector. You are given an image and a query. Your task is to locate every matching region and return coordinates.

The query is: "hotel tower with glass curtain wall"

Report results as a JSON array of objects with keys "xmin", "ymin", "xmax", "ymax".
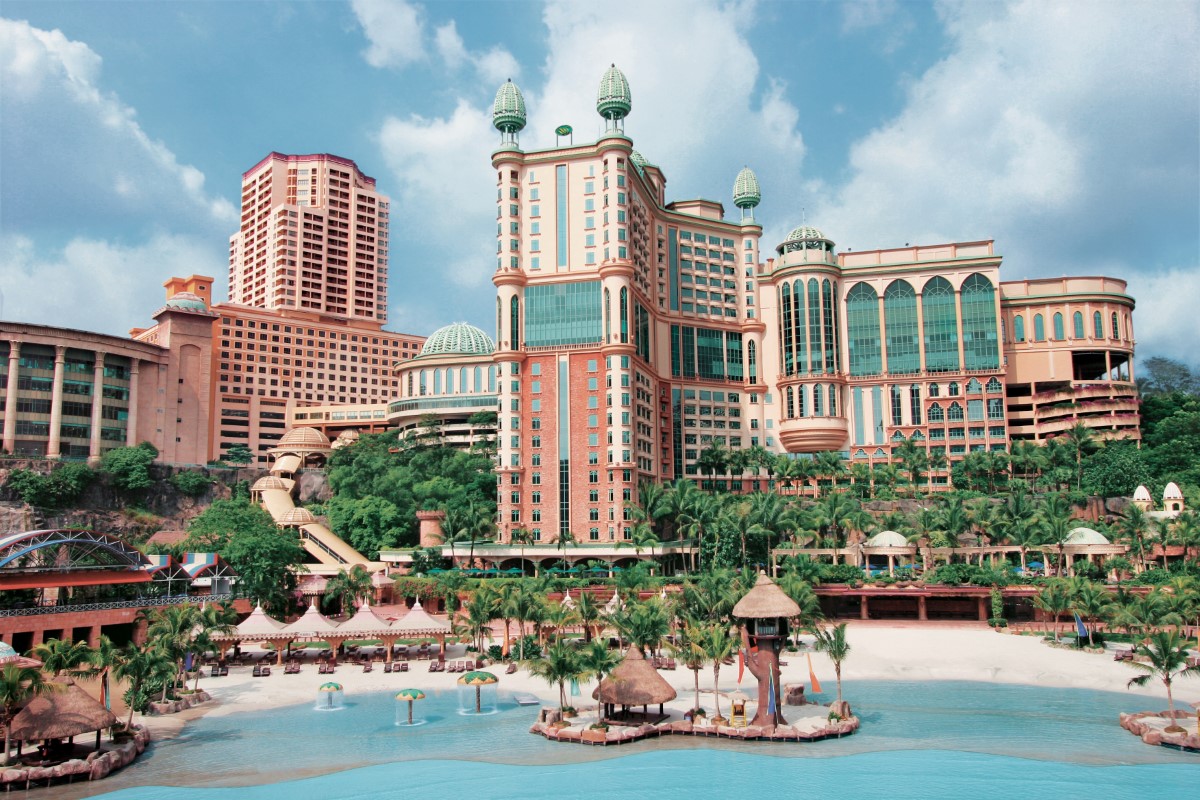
[{"xmin": 489, "ymin": 67, "xmax": 1138, "ymax": 547}]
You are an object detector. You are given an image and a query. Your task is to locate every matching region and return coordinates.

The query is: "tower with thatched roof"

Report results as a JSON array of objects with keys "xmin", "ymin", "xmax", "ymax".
[{"xmin": 733, "ymin": 572, "xmax": 800, "ymax": 728}]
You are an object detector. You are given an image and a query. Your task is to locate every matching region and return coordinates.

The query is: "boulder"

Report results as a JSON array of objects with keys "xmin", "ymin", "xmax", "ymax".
[
  {"xmin": 830, "ymin": 700, "xmax": 853, "ymax": 719},
  {"xmin": 784, "ymin": 683, "xmax": 808, "ymax": 706}
]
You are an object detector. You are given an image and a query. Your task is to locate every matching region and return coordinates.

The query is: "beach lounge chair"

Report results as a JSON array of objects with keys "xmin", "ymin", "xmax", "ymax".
[
  {"xmin": 383, "ymin": 662, "xmax": 393, "ymax": 673},
  {"xmin": 506, "ymin": 662, "xmax": 518, "ymax": 674},
  {"xmin": 260, "ymin": 665, "xmax": 271, "ymax": 676},
  {"xmin": 210, "ymin": 665, "xmax": 221, "ymax": 678},
  {"xmin": 252, "ymin": 665, "xmax": 262, "ymax": 677},
  {"xmin": 220, "ymin": 665, "xmax": 229, "ymax": 676},
  {"xmin": 363, "ymin": 661, "xmax": 373, "ymax": 673},
  {"xmin": 399, "ymin": 662, "xmax": 409, "ymax": 672}
]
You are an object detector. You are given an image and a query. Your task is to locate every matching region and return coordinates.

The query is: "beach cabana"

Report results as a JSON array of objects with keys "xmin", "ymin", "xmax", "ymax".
[
  {"xmin": 389, "ymin": 599, "xmax": 452, "ymax": 662},
  {"xmin": 10, "ymin": 677, "xmax": 117, "ymax": 756},
  {"xmin": 733, "ymin": 572, "xmax": 800, "ymax": 728},
  {"xmin": 335, "ymin": 601, "xmax": 398, "ymax": 662},
  {"xmin": 215, "ymin": 604, "xmax": 293, "ymax": 664},
  {"xmin": 0, "ymin": 641, "xmax": 43, "ymax": 670},
  {"xmin": 592, "ymin": 646, "xmax": 676, "ymax": 723},
  {"xmin": 284, "ymin": 600, "xmax": 347, "ymax": 658}
]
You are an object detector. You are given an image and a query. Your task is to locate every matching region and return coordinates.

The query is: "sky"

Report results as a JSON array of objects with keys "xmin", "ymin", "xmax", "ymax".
[{"xmin": 1, "ymin": 0, "xmax": 1197, "ymax": 367}]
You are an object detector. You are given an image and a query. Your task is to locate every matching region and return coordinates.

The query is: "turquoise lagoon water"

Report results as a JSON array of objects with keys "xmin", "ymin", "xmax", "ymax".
[{"xmin": 82, "ymin": 681, "xmax": 1194, "ymax": 799}]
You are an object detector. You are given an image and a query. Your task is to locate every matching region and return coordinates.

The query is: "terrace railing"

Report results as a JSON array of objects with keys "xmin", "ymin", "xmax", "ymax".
[{"xmin": 0, "ymin": 592, "xmax": 233, "ymax": 618}]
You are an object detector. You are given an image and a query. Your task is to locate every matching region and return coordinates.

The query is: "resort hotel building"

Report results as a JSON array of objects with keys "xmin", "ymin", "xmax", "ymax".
[{"xmin": 480, "ymin": 66, "xmax": 1138, "ymax": 546}]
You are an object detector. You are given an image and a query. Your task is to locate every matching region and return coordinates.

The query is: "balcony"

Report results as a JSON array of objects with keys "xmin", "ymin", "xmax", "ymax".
[{"xmin": 778, "ymin": 416, "xmax": 849, "ymax": 453}]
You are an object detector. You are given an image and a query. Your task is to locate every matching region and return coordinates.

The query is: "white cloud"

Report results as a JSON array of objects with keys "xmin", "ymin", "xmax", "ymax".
[
  {"xmin": 0, "ymin": 18, "xmax": 237, "ymax": 234},
  {"xmin": 0, "ymin": 234, "xmax": 227, "ymax": 336},
  {"xmin": 840, "ymin": 0, "xmax": 899, "ymax": 32},
  {"xmin": 1124, "ymin": 270, "xmax": 1200, "ymax": 369},
  {"xmin": 351, "ymin": 0, "xmax": 425, "ymax": 68},
  {"xmin": 434, "ymin": 21, "xmax": 467, "ymax": 69},
  {"xmin": 810, "ymin": 1, "xmax": 1198, "ymax": 369}
]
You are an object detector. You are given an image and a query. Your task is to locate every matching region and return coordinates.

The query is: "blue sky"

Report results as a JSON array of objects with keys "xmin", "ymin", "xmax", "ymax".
[{"xmin": 1, "ymin": 0, "xmax": 1197, "ymax": 367}]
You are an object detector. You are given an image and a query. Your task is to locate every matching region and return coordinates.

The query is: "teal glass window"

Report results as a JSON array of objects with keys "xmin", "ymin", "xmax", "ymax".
[
  {"xmin": 828, "ymin": 384, "xmax": 838, "ymax": 416},
  {"xmin": 1073, "ymin": 311, "xmax": 1084, "ymax": 339},
  {"xmin": 884, "ymin": 279, "xmax": 919, "ymax": 374},
  {"xmin": 987, "ymin": 398, "xmax": 1004, "ymax": 419},
  {"xmin": 1033, "ymin": 314, "xmax": 1045, "ymax": 341},
  {"xmin": 928, "ymin": 403, "xmax": 944, "ymax": 422},
  {"xmin": 968, "ymin": 399, "xmax": 984, "ymax": 421},
  {"xmin": 619, "ymin": 287, "xmax": 629, "ymax": 343},
  {"xmin": 890, "ymin": 385, "xmax": 902, "ymax": 425},
  {"xmin": 1111, "ymin": 313, "xmax": 1119, "ymax": 339},
  {"xmin": 510, "ymin": 296, "xmax": 520, "ymax": 348},
  {"xmin": 1013, "ymin": 315, "xmax": 1025, "ymax": 343},
  {"xmin": 814, "ymin": 384, "xmax": 824, "ymax": 416},
  {"xmin": 948, "ymin": 402, "xmax": 964, "ymax": 421},
  {"xmin": 846, "ymin": 282, "xmax": 882, "ymax": 376},
  {"xmin": 793, "ymin": 280, "xmax": 807, "ymax": 373},
  {"xmin": 747, "ymin": 340, "xmax": 757, "ymax": 384},
  {"xmin": 786, "ymin": 386, "xmax": 794, "ymax": 418},
  {"xmin": 696, "ymin": 328, "xmax": 724, "ymax": 380},
  {"xmin": 798, "ymin": 385, "xmax": 808, "ymax": 417},
  {"xmin": 555, "ymin": 165, "xmax": 568, "ymax": 267},
  {"xmin": 808, "ymin": 279, "xmax": 822, "ymax": 374},
  {"xmin": 725, "ymin": 332, "xmax": 743, "ymax": 380},
  {"xmin": 960, "ymin": 274, "xmax": 1000, "ymax": 370},
  {"xmin": 524, "ymin": 281, "xmax": 602, "ymax": 347},
  {"xmin": 910, "ymin": 385, "xmax": 921, "ymax": 424},
  {"xmin": 922, "ymin": 276, "xmax": 959, "ymax": 370},
  {"xmin": 1053, "ymin": 312, "xmax": 1065, "ymax": 341},
  {"xmin": 780, "ymin": 283, "xmax": 793, "ymax": 375},
  {"xmin": 604, "ymin": 288, "xmax": 611, "ymax": 342},
  {"xmin": 1093, "ymin": 311, "xmax": 1103, "ymax": 339},
  {"xmin": 822, "ymin": 279, "xmax": 836, "ymax": 373}
]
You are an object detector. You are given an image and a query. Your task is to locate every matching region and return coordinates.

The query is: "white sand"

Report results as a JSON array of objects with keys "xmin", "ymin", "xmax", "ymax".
[{"xmin": 142, "ymin": 620, "xmax": 1196, "ymax": 739}]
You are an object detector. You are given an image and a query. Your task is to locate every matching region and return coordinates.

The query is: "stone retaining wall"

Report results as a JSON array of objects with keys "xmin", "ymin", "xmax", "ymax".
[
  {"xmin": 0, "ymin": 724, "xmax": 151, "ymax": 789},
  {"xmin": 1119, "ymin": 710, "xmax": 1200, "ymax": 752},
  {"xmin": 147, "ymin": 690, "xmax": 212, "ymax": 715},
  {"xmin": 531, "ymin": 714, "xmax": 859, "ymax": 745}
]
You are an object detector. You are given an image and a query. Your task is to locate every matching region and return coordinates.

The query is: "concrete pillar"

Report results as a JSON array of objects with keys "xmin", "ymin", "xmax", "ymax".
[
  {"xmin": 918, "ymin": 595, "xmax": 928, "ymax": 621},
  {"xmin": 2, "ymin": 340, "xmax": 19, "ymax": 454},
  {"xmin": 88, "ymin": 625, "xmax": 102, "ymax": 647},
  {"xmin": 887, "ymin": 554, "xmax": 895, "ymax": 577},
  {"xmin": 977, "ymin": 597, "xmax": 988, "ymax": 622},
  {"xmin": 88, "ymin": 351, "xmax": 105, "ymax": 464},
  {"xmin": 126, "ymin": 361, "xmax": 140, "ymax": 447},
  {"xmin": 860, "ymin": 596, "xmax": 870, "ymax": 620},
  {"xmin": 47, "ymin": 345, "xmax": 67, "ymax": 458}
]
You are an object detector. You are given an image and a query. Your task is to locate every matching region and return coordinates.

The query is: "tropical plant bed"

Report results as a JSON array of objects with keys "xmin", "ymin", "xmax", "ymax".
[{"xmin": 147, "ymin": 690, "xmax": 212, "ymax": 715}]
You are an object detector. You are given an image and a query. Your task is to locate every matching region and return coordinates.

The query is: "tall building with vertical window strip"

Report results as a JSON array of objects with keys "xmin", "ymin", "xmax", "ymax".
[{"xmin": 486, "ymin": 67, "xmax": 1138, "ymax": 543}]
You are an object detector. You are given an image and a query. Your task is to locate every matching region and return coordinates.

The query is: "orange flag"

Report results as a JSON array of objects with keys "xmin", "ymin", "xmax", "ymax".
[
  {"xmin": 807, "ymin": 652, "xmax": 823, "ymax": 694},
  {"xmin": 738, "ymin": 649, "xmax": 745, "ymax": 684}
]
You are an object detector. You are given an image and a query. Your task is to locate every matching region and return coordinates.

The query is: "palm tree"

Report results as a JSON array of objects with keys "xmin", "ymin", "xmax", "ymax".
[
  {"xmin": 190, "ymin": 603, "xmax": 236, "ymax": 691},
  {"xmin": 1115, "ymin": 505, "xmax": 1155, "ymax": 573},
  {"xmin": 893, "ymin": 439, "xmax": 929, "ymax": 495},
  {"xmin": 464, "ymin": 584, "xmax": 499, "ymax": 653},
  {"xmin": 509, "ymin": 584, "xmax": 542, "ymax": 661},
  {"xmin": 576, "ymin": 590, "xmax": 603, "ymax": 643},
  {"xmin": 31, "ymin": 637, "xmax": 95, "ymax": 678},
  {"xmin": 814, "ymin": 451, "xmax": 846, "ymax": 497},
  {"xmin": 1035, "ymin": 495, "xmax": 1076, "ymax": 577},
  {"xmin": 1072, "ymin": 581, "xmax": 1115, "ymax": 647},
  {"xmin": 677, "ymin": 490, "xmax": 720, "ymax": 573},
  {"xmin": 527, "ymin": 640, "xmax": 584, "ymax": 712},
  {"xmin": 322, "ymin": 564, "xmax": 374, "ymax": 615},
  {"xmin": 580, "ymin": 639, "xmax": 622, "ymax": 722},
  {"xmin": 112, "ymin": 643, "xmax": 172, "ymax": 730},
  {"xmin": 1032, "ymin": 580, "xmax": 1073, "ymax": 640},
  {"xmin": 696, "ymin": 441, "xmax": 729, "ymax": 492},
  {"xmin": 542, "ymin": 601, "xmax": 579, "ymax": 643},
  {"xmin": 1126, "ymin": 630, "xmax": 1200, "ymax": 733},
  {"xmin": 0, "ymin": 663, "xmax": 54, "ymax": 766},
  {"xmin": 671, "ymin": 623, "xmax": 709, "ymax": 715},
  {"xmin": 699, "ymin": 622, "xmax": 738, "ymax": 722},
  {"xmin": 90, "ymin": 634, "xmax": 122, "ymax": 710},
  {"xmin": 509, "ymin": 527, "xmax": 535, "ymax": 575},
  {"xmin": 812, "ymin": 492, "xmax": 862, "ymax": 559},
  {"xmin": 996, "ymin": 489, "xmax": 1040, "ymax": 573},
  {"xmin": 144, "ymin": 604, "xmax": 201, "ymax": 700},
  {"xmin": 811, "ymin": 622, "xmax": 851, "ymax": 706},
  {"xmin": 619, "ymin": 519, "xmax": 661, "ymax": 564},
  {"xmin": 612, "ymin": 599, "xmax": 670, "ymax": 657},
  {"xmin": 443, "ymin": 500, "xmax": 493, "ymax": 570},
  {"xmin": 1060, "ymin": 422, "xmax": 1097, "ymax": 491}
]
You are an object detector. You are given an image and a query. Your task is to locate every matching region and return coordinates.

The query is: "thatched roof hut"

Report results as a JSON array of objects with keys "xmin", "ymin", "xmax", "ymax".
[
  {"xmin": 10, "ymin": 678, "xmax": 117, "ymax": 741},
  {"xmin": 732, "ymin": 572, "xmax": 800, "ymax": 619},
  {"xmin": 592, "ymin": 647, "xmax": 677, "ymax": 706}
]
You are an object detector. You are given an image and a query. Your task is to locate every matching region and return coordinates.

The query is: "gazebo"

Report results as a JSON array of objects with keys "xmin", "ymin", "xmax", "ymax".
[
  {"xmin": 216, "ymin": 604, "xmax": 293, "ymax": 665},
  {"xmin": 593, "ymin": 646, "xmax": 676, "ymax": 723},
  {"xmin": 335, "ymin": 601, "xmax": 399, "ymax": 663},
  {"xmin": 10, "ymin": 678, "xmax": 117, "ymax": 757},
  {"xmin": 284, "ymin": 600, "xmax": 347, "ymax": 658},
  {"xmin": 389, "ymin": 599, "xmax": 452, "ymax": 662}
]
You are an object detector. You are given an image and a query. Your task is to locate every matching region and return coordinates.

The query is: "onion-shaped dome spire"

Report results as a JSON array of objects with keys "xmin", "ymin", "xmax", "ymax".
[
  {"xmin": 733, "ymin": 167, "xmax": 761, "ymax": 220},
  {"xmin": 493, "ymin": 79, "xmax": 527, "ymax": 146},
  {"xmin": 597, "ymin": 64, "xmax": 631, "ymax": 132}
]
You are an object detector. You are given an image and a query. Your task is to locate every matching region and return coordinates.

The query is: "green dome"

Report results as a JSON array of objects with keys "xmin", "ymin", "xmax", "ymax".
[
  {"xmin": 733, "ymin": 167, "xmax": 761, "ymax": 208},
  {"xmin": 165, "ymin": 292, "xmax": 208, "ymax": 312},
  {"xmin": 786, "ymin": 225, "xmax": 826, "ymax": 242},
  {"xmin": 777, "ymin": 224, "xmax": 834, "ymax": 256},
  {"xmin": 419, "ymin": 322, "xmax": 495, "ymax": 358},
  {"xmin": 492, "ymin": 79, "xmax": 527, "ymax": 133},
  {"xmin": 597, "ymin": 64, "xmax": 631, "ymax": 120},
  {"xmin": 630, "ymin": 150, "xmax": 648, "ymax": 172}
]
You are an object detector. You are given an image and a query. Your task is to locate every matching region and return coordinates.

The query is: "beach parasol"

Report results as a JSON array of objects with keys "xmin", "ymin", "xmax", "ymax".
[
  {"xmin": 458, "ymin": 670, "xmax": 498, "ymax": 713},
  {"xmin": 395, "ymin": 688, "xmax": 426, "ymax": 725},
  {"xmin": 502, "ymin": 567, "xmax": 524, "ymax": 575},
  {"xmin": 318, "ymin": 682, "xmax": 343, "ymax": 692}
]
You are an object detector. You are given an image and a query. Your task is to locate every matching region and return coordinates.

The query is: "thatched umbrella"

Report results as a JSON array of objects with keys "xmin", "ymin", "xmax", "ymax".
[
  {"xmin": 457, "ymin": 671, "xmax": 498, "ymax": 713},
  {"xmin": 10, "ymin": 678, "xmax": 117, "ymax": 752},
  {"xmin": 395, "ymin": 689, "xmax": 426, "ymax": 724},
  {"xmin": 592, "ymin": 646, "xmax": 677, "ymax": 719},
  {"xmin": 732, "ymin": 572, "xmax": 801, "ymax": 619}
]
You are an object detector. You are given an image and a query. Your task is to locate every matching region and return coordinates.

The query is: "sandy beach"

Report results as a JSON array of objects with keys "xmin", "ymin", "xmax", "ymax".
[{"xmin": 140, "ymin": 620, "xmax": 1195, "ymax": 740}]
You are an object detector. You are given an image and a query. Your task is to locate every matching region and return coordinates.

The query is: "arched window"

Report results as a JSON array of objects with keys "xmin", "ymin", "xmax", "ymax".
[
  {"xmin": 1073, "ymin": 311, "xmax": 1084, "ymax": 339},
  {"xmin": 1013, "ymin": 314, "xmax": 1025, "ymax": 343},
  {"xmin": 910, "ymin": 385, "xmax": 921, "ymax": 425},
  {"xmin": 473, "ymin": 366, "xmax": 482, "ymax": 392},
  {"xmin": 433, "ymin": 369, "xmax": 443, "ymax": 395},
  {"xmin": 960, "ymin": 274, "xmax": 999, "ymax": 369},
  {"xmin": 1111, "ymin": 312, "xmax": 1119, "ymax": 339},
  {"xmin": 1093, "ymin": 311, "xmax": 1103, "ymax": 339},
  {"xmin": 1034, "ymin": 314, "xmax": 1045, "ymax": 342},
  {"xmin": 929, "ymin": 383, "xmax": 941, "ymax": 398},
  {"xmin": 846, "ymin": 282, "xmax": 881, "ymax": 376},
  {"xmin": 884, "ymin": 280, "xmax": 919, "ymax": 375},
  {"xmin": 813, "ymin": 383, "xmax": 824, "ymax": 416},
  {"xmin": 446, "ymin": 369, "xmax": 455, "ymax": 394},
  {"xmin": 821, "ymin": 279, "xmax": 836, "ymax": 372},
  {"xmin": 748, "ymin": 340, "xmax": 757, "ymax": 385},
  {"xmin": 798, "ymin": 385, "xmax": 808, "ymax": 417},
  {"xmin": 786, "ymin": 386, "xmax": 795, "ymax": 419},
  {"xmin": 986, "ymin": 377, "xmax": 1002, "ymax": 393},
  {"xmin": 793, "ymin": 280, "xmax": 807, "ymax": 373},
  {"xmin": 496, "ymin": 297, "xmax": 502, "ymax": 344},
  {"xmin": 419, "ymin": 369, "xmax": 429, "ymax": 396},
  {"xmin": 488, "ymin": 366, "xmax": 497, "ymax": 392},
  {"xmin": 828, "ymin": 384, "xmax": 838, "ymax": 416},
  {"xmin": 922, "ymin": 276, "xmax": 959, "ymax": 371},
  {"xmin": 620, "ymin": 287, "xmax": 629, "ymax": 343},
  {"xmin": 407, "ymin": 373, "xmax": 414, "ymax": 396},
  {"xmin": 808, "ymin": 279, "xmax": 822, "ymax": 374},
  {"xmin": 1053, "ymin": 312, "xmax": 1065, "ymax": 341},
  {"xmin": 890, "ymin": 385, "xmax": 902, "ymax": 425},
  {"xmin": 460, "ymin": 367, "xmax": 469, "ymax": 393},
  {"xmin": 928, "ymin": 403, "xmax": 945, "ymax": 422},
  {"xmin": 948, "ymin": 402, "xmax": 964, "ymax": 421},
  {"xmin": 967, "ymin": 378, "xmax": 982, "ymax": 394},
  {"xmin": 510, "ymin": 296, "xmax": 520, "ymax": 349},
  {"xmin": 948, "ymin": 382, "xmax": 960, "ymax": 396},
  {"xmin": 604, "ymin": 288, "xmax": 611, "ymax": 342},
  {"xmin": 780, "ymin": 283, "xmax": 793, "ymax": 375}
]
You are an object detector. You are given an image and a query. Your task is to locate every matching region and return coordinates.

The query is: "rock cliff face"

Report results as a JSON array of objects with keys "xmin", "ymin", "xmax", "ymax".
[{"xmin": 0, "ymin": 461, "xmax": 334, "ymax": 540}]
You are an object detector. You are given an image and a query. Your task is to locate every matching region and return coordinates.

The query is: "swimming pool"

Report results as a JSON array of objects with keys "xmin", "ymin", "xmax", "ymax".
[{"xmin": 80, "ymin": 681, "xmax": 1194, "ymax": 799}]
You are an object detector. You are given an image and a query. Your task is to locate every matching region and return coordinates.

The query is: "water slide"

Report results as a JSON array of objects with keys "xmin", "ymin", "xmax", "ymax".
[{"xmin": 257, "ymin": 473, "xmax": 379, "ymax": 572}]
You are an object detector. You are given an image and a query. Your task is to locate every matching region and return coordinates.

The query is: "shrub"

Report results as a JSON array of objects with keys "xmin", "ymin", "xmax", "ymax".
[
  {"xmin": 5, "ymin": 463, "xmax": 94, "ymax": 508},
  {"xmin": 170, "ymin": 470, "xmax": 213, "ymax": 497},
  {"xmin": 820, "ymin": 563, "xmax": 866, "ymax": 583}
]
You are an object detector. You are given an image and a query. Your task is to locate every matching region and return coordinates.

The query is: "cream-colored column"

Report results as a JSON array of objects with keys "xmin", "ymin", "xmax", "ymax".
[
  {"xmin": 126, "ymin": 361, "xmax": 140, "ymax": 446},
  {"xmin": 47, "ymin": 345, "xmax": 67, "ymax": 459},
  {"xmin": 88, "ymin": 350, "xmax": 105, "ymax": 464},
  {"xmin": 2, "ymin": 341, "xmax": 20, "ymax": 454}
]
